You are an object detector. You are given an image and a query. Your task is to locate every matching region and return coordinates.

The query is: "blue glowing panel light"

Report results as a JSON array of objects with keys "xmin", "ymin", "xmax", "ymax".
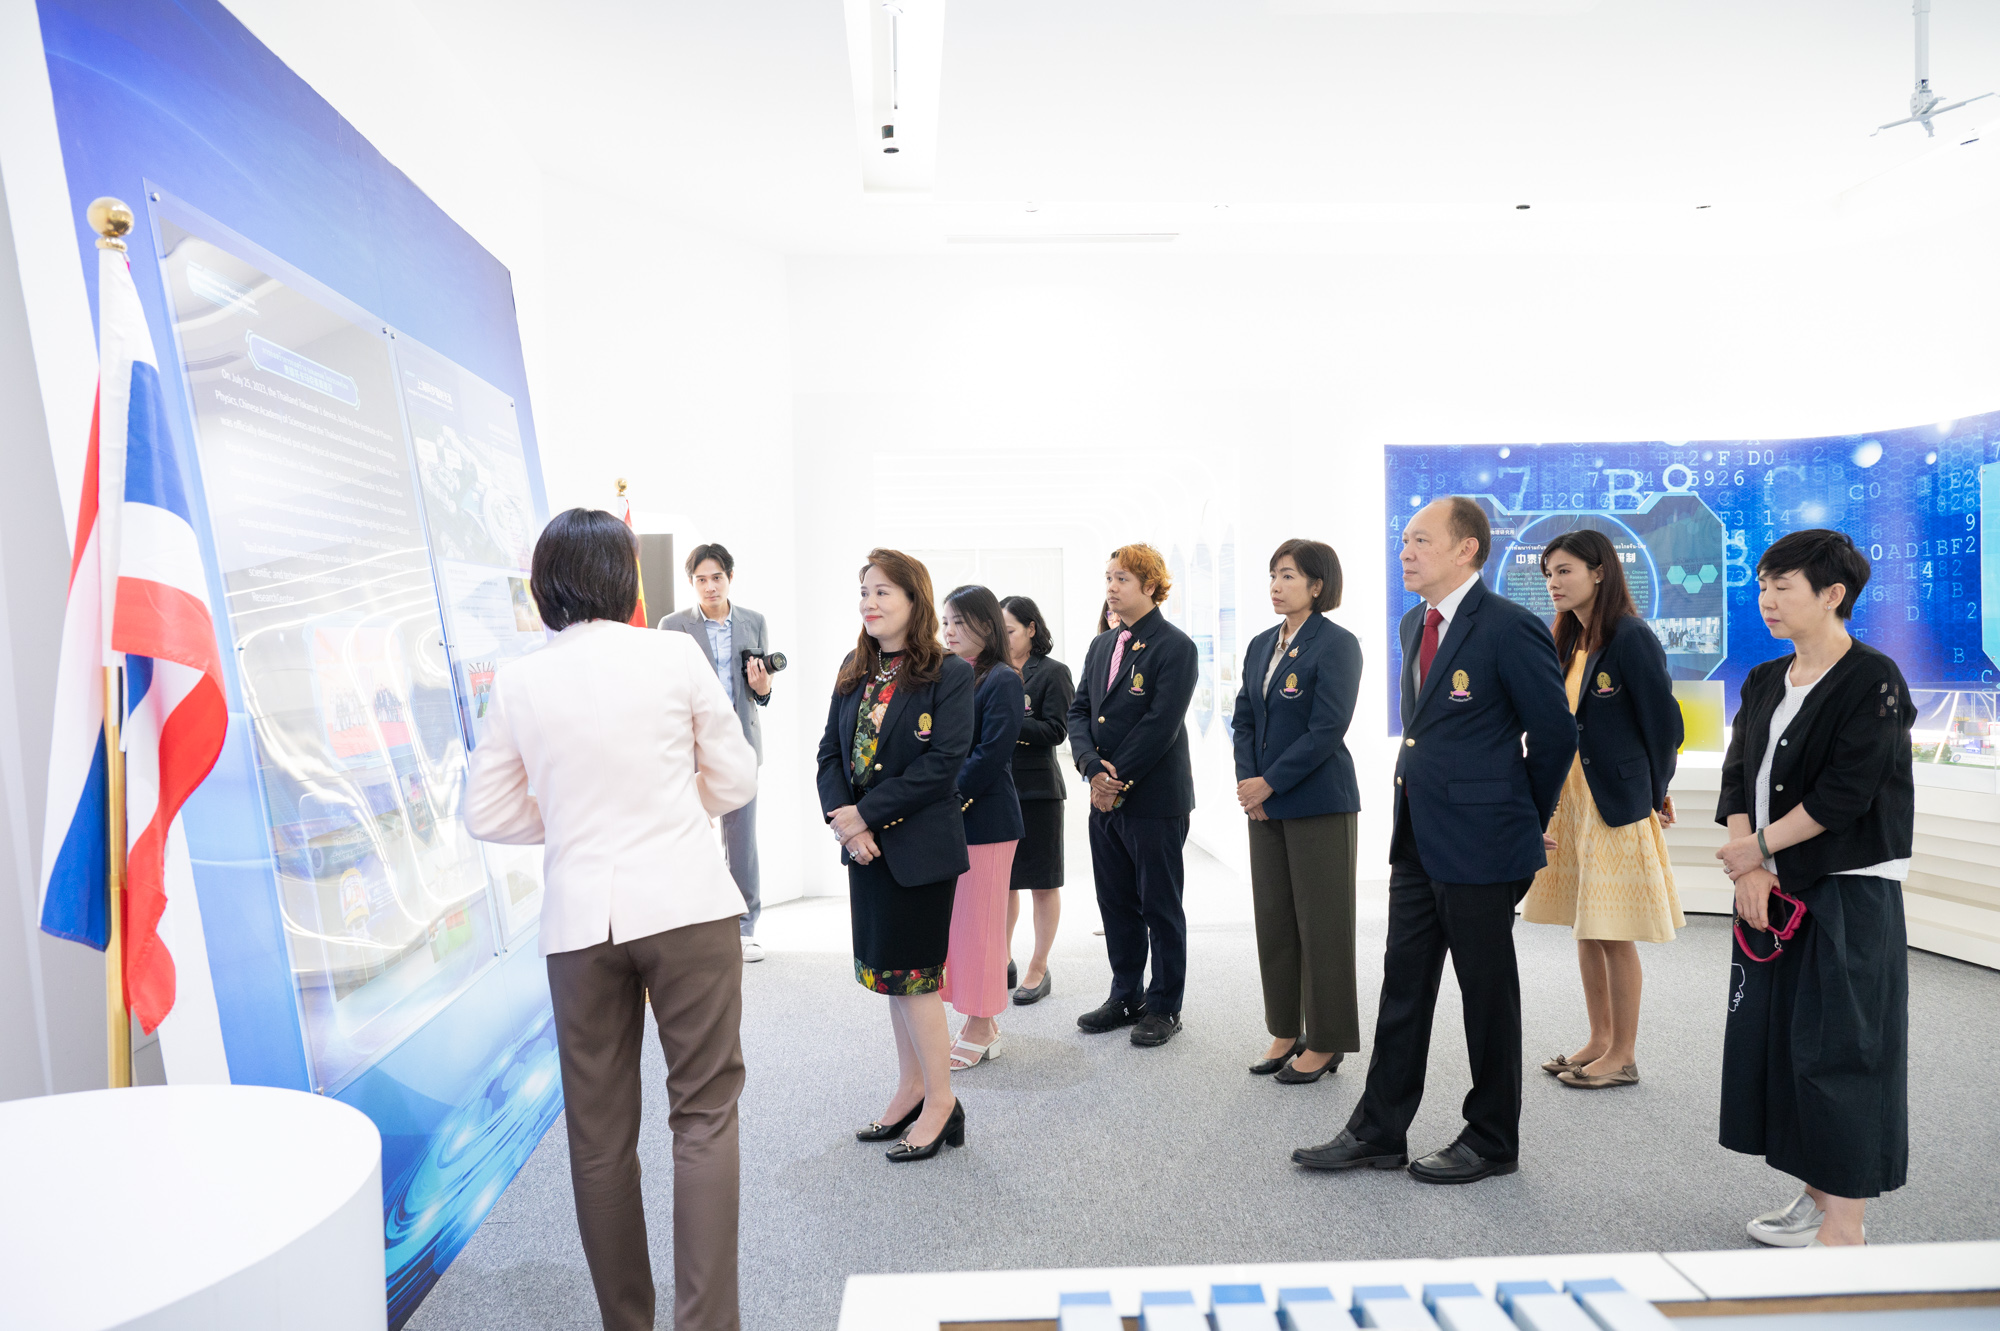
[{"xmin": 1385, "ymin": 415, "xmax": 2000, "ymax": 731}]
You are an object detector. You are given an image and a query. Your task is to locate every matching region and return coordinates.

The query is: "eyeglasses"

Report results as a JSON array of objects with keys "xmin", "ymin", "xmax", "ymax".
[{"xmin": 1735, "ymin": 886, "xmax": 1808, "ymax": 963}]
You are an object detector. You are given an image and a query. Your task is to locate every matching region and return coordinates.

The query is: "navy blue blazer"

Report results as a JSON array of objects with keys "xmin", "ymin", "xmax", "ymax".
[
  {"xmin": 1230, "ymin": 614, "xmax": 1362, "ymax": 821},
  {"xmin": 816, "ymin": 653, "xmax": 974, "ymax": 886},
  {"xmin": 1570, "ymin": 618, "xmax": 1681, "ymax": 827},
  {"xmin": 1391, "ymin": 576, "xmax": 1576, "ymax": 884},
  {"xmin": 957, "ymin": 663, "xmax": 1025, "ymax": 845},
  {"xmin": 1065, "ymin": 606, "xmax": 1198, "ymax": 819},
  {"xmin": 1011, "ymin": 654, "xmax": 1076, "ymax": 801}
]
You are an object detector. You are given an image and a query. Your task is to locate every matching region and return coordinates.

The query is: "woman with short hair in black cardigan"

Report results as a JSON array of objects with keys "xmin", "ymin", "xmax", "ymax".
[{"xmin": 1714, "ymin": 529, "xmax": 1913, "ymax": 1247}]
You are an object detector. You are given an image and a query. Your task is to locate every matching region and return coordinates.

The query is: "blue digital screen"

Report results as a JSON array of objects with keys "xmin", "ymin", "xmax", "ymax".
[{"xmin": 1384, "ymin": 410, "xmax": 2000, "ymax": 732}]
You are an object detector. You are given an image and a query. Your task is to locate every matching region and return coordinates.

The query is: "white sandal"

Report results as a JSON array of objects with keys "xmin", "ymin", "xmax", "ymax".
[{"xmin": 950, "ymin": 1031, "xmax": 1002, "ymax": 1070}]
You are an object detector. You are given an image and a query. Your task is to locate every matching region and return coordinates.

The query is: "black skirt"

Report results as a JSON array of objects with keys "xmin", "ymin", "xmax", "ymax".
[
  {"xmin": 1010, "ymin": 798, "xmax": 1065, "ymax": 891},
  {"xmin": 848, "ymin": 857, "xmax": 955, "ymax": 993},
  {"xmin": 1720, "ymin": 874, "xmax": 1909, "ymax": 1198}
]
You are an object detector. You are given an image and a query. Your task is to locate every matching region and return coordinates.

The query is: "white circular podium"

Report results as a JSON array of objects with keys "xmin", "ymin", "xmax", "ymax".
[{"xmin": 0, "ymin": 1084, "xmax": 385, "ymax": 1331}]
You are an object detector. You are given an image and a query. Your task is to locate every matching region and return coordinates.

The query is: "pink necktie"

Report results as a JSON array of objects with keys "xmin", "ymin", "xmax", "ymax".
[{"xmin": 1107, "ymin": 630, "xmax": 1133, "ymax": 690}]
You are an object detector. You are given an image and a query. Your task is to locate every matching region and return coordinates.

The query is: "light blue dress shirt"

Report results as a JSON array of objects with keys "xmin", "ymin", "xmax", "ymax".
[{"xmin": 701, "ymin": 609, "xmax": 735, "ymax": 703}]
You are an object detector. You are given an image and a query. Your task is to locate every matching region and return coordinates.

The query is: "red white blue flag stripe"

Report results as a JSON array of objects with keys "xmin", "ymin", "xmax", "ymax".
[{"xmin": 40, "ymin": 246, "xmax": 228, "ymax": 1035}]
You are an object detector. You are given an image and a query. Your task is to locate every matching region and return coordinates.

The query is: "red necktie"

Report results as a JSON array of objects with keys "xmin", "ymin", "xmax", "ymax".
[{"xmin": 1417, "ymin": 608, "xmax": 1444, "ymax": 687}]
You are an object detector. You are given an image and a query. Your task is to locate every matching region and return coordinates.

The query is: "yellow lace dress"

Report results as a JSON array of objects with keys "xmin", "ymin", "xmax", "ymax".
[{"xmin": 1521, "ymin": 652, "xmax": 1684, "ymax": 942}]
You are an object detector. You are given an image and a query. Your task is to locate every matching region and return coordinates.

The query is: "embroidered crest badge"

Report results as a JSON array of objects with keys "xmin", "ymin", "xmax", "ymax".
[
  {"xmin": 1594, "ymin": 671, "xmax": 1617, "ymax": 697},
  {"xmin": 917, "ymin": 712, "xmax": 932, "ymax": 739},
  {"xmin": 1129, "ymin": 672, "xmax": 1145, "ymax": 695},
  {"xmin": 1449, "ymin": 669, "xmax": 1472, "ymax": 701},
  {"xmin": 1281, "ymin": 672, "xmax": 1301, "ymax": 698}
]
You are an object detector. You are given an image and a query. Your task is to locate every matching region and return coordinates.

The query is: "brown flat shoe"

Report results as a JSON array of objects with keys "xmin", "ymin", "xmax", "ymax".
[
  {"xmin": 1541, "ymin": 1053, "xmax": 1577, "ymax": 1075},
  {"xmin": 1558, "ymin": 1062, "xmax": 1639, "ymax": 1088}
]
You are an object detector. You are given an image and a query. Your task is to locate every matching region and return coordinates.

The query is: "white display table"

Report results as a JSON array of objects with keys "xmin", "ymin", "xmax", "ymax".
[{"xmin": 0, "ymin": 1084, "xmax": 385, "ymax": 1331}]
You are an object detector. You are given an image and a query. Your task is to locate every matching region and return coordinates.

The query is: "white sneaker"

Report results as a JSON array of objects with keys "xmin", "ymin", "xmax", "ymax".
[
  {"xmin": 741, "ymin": 937, "xmax": 764, "ymax": 963},
  {"xmin": 1747, "ymin": 1190, "xmax": 1823, "ymax": 1247}
]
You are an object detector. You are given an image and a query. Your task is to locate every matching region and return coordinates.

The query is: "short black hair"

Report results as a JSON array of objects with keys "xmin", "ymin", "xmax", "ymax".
[
  {"xmin": 1269, "ymin": 539, "xmax": 1342, "ymax": 611},
  {"xmin": 999, "ymin": 595, "xmax": 1054, "ymax": 657},
  {"xmin": 1757, "ymin": 528, "xmax": 1870, "ymax": 619},
  {"xmin": 1441, "ymin": 496, "xmax": 1492, "ymax": 569},
  {"xmin": 531, "ymin": 508, "xmax": 638, "ymax": 631},
  {"xmin": 684, "ymin": 542, "xmax": 735, "ymax": 579}
]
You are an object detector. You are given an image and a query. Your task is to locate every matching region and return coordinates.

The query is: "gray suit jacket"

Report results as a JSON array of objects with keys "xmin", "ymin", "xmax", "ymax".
[{"xmin": 659, "ymin": 603, "xmax": 769, "ymax": 763}]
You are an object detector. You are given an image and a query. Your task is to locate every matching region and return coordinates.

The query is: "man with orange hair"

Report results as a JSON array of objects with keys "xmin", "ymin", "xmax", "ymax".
[{"xmin": 1066, "ymin": 544, "xmax": 1200, "ymax": 1046}]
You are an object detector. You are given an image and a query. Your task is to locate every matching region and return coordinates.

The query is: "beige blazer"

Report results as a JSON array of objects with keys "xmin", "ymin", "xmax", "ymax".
[{"xmin": 464, "ymin": 619, "xmax": 758, "ymax": 955}]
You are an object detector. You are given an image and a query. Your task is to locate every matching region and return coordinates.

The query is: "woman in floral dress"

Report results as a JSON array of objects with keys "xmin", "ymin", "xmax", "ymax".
[{"xmin": 816, "ymin": 549, "xmax": 977, "ymax": 1161}]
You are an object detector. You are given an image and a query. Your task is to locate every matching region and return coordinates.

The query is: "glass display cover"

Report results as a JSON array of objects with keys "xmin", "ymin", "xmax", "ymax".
[{"xmin": 158, "ymin": 214, "xmax": 510, "ymax": 1091}]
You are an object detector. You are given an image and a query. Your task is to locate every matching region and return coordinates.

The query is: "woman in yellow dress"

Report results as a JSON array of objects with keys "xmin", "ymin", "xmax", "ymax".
[{"xmin": 1522, "ymin": 529, "xmax": 1684, "ymax": 1089}]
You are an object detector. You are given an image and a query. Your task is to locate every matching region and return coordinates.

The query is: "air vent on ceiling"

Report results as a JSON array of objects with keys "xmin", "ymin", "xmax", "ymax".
[{"xmin": 944, "ymin": 233, "xmax": 1179, "ymax": 245}]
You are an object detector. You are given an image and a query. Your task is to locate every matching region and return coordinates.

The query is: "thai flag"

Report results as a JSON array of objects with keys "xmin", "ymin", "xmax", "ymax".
[
  {"xmin": 39, "ymin": 245, "xmax": 227, "ymax": 1035},
  {"xmin": 621, "ymin": 495, "xmax": 648, "ymax": 627}
]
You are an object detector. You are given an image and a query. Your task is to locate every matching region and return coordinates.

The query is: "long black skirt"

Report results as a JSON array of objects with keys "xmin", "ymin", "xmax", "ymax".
[
  {"xmin": 1720, "ymin": 873, "xmax": 1909, "ymax": 1199},
  {"xmin": 848, "ymin": 857, "xmax": 955, "ymax": 995},
  {"xmin": 1010, "ymin": 798, "xmax": 1065, "ymax": 891}
]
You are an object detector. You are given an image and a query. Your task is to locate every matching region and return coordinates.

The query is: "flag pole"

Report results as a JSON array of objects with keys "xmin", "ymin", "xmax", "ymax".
[
  {"xmin": 89, "ymin": 196, "xmax": 134, "ymax": 1090},
  {"xmin": 103, "ymin": 666, "xmax": 130, "ymax": 1088}
]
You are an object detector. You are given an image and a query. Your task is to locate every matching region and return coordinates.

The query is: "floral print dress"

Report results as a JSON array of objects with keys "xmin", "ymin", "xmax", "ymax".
[{"xmin": 846, "ymin": 654, "xmax": 944, "ymax": 996}]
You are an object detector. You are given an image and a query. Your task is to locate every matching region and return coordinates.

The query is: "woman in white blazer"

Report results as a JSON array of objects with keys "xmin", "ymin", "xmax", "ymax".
[{"xmin": 464, "ymin": 508, "xmax": 756, "ymax": 1331}]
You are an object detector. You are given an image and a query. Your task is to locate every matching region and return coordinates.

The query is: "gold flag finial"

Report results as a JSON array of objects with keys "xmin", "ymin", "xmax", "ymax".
[
  {"xmin": 88, "ymin": 197, "xmax": 134, "ymax": 252},
  {"xmin": 615, "ymin": 477, "xmax": 629, "ymax": 498}
]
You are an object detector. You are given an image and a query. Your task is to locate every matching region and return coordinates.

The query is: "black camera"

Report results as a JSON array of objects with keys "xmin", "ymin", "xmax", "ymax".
[{"xmin": 740, "ymin": 648, "xmax": 788, "ymax": 675}]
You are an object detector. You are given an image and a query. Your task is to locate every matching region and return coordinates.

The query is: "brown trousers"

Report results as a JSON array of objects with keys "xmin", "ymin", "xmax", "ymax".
[
  {"xmin": 1248, "ymin": 810, "xmax": 1360, "ymax": 1054},
  {"xmin": 545, "ymin": 915, "xmax": 744, "ymax": 1331}
]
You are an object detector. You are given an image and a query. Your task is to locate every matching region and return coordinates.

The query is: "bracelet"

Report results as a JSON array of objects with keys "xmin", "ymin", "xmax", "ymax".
[{"xmin": 1756, "ymin": 828, "xmax": 1771, "ymax": 860}]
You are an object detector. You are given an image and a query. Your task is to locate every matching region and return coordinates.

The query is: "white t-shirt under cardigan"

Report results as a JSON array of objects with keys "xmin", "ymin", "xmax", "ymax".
[{"xmin": 1755, "ymin": 667, "xmax": 1910, "ymax": 883}]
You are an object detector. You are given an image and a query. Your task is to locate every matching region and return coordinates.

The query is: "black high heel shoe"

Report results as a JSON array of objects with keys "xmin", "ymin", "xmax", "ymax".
[
  {"xmin": 886, "ymin": 1098, "xmax": 965, "ymax": 1162},
  {"xmin": 855, "ymin": 1100, "xmax": 923, "ymax": 1142},
  {"xmin": 1251, "ymin": 1037, "xmax": 1307, "ymax": 1076}
]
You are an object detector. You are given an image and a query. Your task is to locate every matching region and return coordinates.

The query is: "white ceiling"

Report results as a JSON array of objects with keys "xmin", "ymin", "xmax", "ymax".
[{"xmin": 408, "ymin": 0, "xmax": 2000, "ymax": 254}]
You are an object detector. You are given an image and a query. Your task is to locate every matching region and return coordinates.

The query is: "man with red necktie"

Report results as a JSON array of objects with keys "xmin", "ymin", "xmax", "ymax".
[{"xmin": 1294, "ymin": 497, "xmax": 1574, "ymax": 1184}]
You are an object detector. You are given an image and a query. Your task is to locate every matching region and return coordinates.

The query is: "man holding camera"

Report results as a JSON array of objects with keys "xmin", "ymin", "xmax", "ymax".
[{"xmin": 660, "ymin": 543, "xmax": 778, "ymax": 961}]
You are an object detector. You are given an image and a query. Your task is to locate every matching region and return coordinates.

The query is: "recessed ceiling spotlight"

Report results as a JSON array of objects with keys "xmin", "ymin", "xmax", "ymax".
[
  {"xmin": 1696, "ymin": 204, "xmax": 1712, "ymax": 209},
  {"xmin": 1515, "ymin": 204, "xmax": 1531, "ymax": 210}
]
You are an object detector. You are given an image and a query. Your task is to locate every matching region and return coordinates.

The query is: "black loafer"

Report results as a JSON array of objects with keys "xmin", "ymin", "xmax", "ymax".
[
  {"xmin": 1408, "ymin": 1138, "xmax": 1518, "ymax": 1185},
  {"xmin": 1012, "ymin": 969, "xmax": 1052, "ymax": 1005},
  {"xmin": 1077, "ymin": 995, "xmax": 1146, "ymax": 1033},
  {"xmin": 1274, "ymin": 1052, "xmax": 1343, "ymax": 1084},
  {"xmin": 1292, "ymin": 1128, "xmax": 1407, "ymax": 1172},
  {"xmin": 1007, "ymin": 959, "xmax": 1017, "ymax": 990},
  {"xmin": 1130, "ymin": 1012, "xmax": 1182, "ymax": 1047},
  {"xmin": 1250, "ymin": 1037, "xmax": 1307, "ymax": 1075}
]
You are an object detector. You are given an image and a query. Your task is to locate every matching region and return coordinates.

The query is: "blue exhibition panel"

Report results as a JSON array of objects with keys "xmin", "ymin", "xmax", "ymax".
[
  {"xmin": 38, "ymin": 0, "xmax": 558, "ymax": 1322},
  {"xmin": 1385, "ymin": 414, "xmax": 2000, "ymax": 750}
]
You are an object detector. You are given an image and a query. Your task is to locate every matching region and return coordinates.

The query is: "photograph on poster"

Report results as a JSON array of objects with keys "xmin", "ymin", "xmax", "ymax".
[
  {"xmin": 156, "ymin": 205, "xmax": 527, "ymax": 1091},
  {"xmin": 1386, "ymin": 412, "xmax": 1999, "ymax": 772}
]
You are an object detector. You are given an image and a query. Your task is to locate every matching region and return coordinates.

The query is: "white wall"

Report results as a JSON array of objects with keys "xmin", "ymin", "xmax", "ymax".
[{"xmin": 787, "ymin": 209, "xmax": 2000, "ymax": 875}]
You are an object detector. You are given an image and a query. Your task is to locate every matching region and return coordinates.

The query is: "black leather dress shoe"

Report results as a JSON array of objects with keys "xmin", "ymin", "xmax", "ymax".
[
  {"xmin": 1291, "ymin": 1128, "xmax": 1407, "ymax": 1172},
  {"xmin": 1408, "ymin": 1138, "xmax": 1518, "ymax": 1185},
  {"xmin": 1077, "ymin": 995, "xmax": 1147, "ymax": 1033},
  {"xmin": 1250, "ymin": 1037, "xmax": 1307, "ymax": 1075},
  {"xmin": 1274, "ymin": 1052, "xmax": 1343, "ymax": 1084},
  {"xmin": 1130, "ymin": 1012, "xmax": 1182, "ymax": 1047},
  {"xmin": 1007, "ymin": 959, "xmax": 1017, "ymax": 990},
  {"xmin": 1012, "ymin": 969, "xmax": 1052, "ymax": 1005},
  {"xmin": 855, "ymin": 1101, "xmax": 923, "ymax": 1142}
]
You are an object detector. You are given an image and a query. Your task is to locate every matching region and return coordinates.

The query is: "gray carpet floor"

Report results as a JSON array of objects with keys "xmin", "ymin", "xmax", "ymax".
[{"xmin": 407, "ymin": 843, "xmax": 2000, "ymax": 1330}]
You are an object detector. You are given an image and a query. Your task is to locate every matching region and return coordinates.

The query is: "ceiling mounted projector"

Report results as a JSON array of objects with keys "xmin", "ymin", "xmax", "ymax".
[{"xmin": 1873, "ymin": 0, "xmax": 1993, "ymax": 137}]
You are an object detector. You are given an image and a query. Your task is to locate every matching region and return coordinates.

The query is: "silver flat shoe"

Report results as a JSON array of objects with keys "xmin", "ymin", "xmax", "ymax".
[{"xmin": 1747, "ymin": 1190, "xmax": 1824, "ymax": 1248}]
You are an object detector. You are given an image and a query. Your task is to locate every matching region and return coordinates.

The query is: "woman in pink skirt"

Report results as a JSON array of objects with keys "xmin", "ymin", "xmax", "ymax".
[{"xmin": 939, "ymin": 585, "xmax": 1024, "ymax": 1068}]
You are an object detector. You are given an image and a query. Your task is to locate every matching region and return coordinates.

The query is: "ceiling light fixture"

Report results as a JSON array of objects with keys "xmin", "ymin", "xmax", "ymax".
[
  {"xmin": 1873, "ymin": 0, "xmax": 1993, "ymax": 138},
  {"xmin": 1515, "ymin": 204, "xmax": 1531, "ymax": 210}
]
